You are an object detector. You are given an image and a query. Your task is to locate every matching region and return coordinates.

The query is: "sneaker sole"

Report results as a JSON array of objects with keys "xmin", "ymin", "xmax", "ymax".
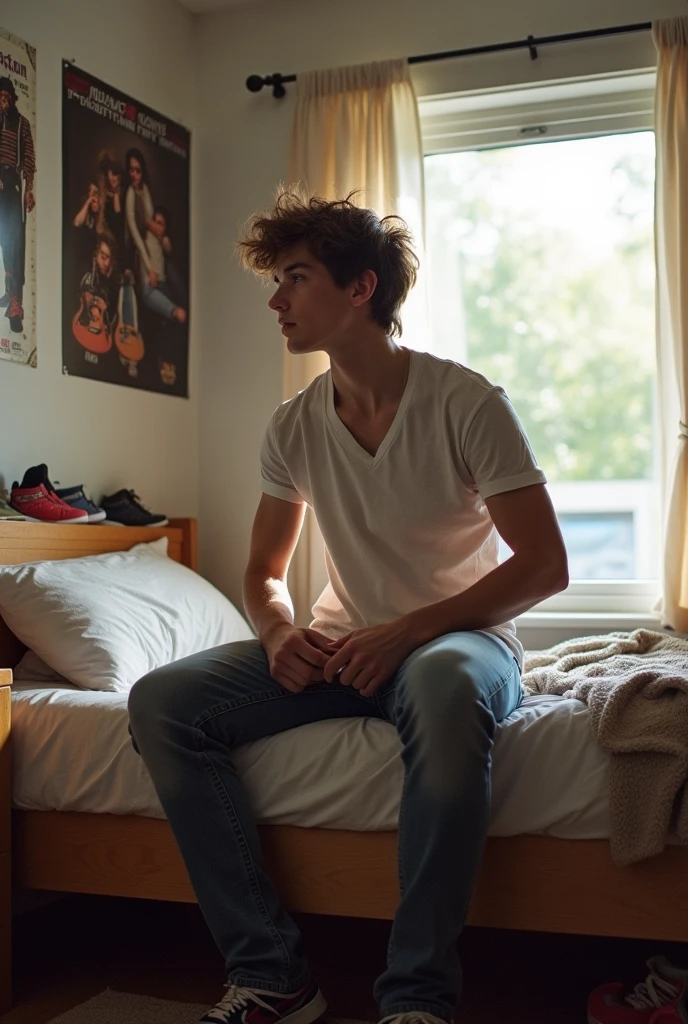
[
  {"xmin": 277, "ymin": 988, "xmax": 328, "ymax": 1024},
  {"xmin": 19, "ymin": 514, "xmax": 89, "ymax": 524},
  {"xmin": 102, "ymin": 518, "xmax": 169, "ymax": 527},
  {"xmin": 85, "ymin": 510, "xmax": 107, "ymax": 522}
]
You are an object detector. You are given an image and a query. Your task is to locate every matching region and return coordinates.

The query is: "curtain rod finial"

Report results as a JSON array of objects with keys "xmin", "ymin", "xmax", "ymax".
[{"xmin": 246, "ymin": 74, "xmax": 265, "ymax": 93}]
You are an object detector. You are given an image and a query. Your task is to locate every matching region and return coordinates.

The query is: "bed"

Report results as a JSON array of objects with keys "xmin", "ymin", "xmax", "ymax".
[{"xmin": 1, "ymin": 518, "xmax": 688, "ymax": 1015}]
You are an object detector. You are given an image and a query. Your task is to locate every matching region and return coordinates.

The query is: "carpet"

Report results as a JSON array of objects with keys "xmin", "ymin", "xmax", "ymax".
[{"xmin": 45, "ymin": 989, "xmax": 366, "ymax": 1024}]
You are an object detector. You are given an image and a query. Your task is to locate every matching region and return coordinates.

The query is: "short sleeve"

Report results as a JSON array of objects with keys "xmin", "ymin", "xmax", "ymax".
[
  {"xmin": 259, "ymin": 414, "xmax": 304, "ymax": 504},
  {"xmin": 461, "ymin": 388, "xmax": 547, "ymax": 500}
]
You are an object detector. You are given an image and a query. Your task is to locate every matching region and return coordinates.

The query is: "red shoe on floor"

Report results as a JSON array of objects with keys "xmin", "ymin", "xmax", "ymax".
[
  {"xmin": 588, "ymin": 957, "xmax": 688, "ymax": 1024},
  {"xmin": 651, "ymin": 1005, "xmax": 688, "ymax": 1023},
  {"xmin": 10, "ymin": 483, "xmax": 88, "ymax": 524}
]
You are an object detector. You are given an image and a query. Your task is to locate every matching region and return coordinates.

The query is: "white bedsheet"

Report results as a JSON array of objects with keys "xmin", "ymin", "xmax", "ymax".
[{"xmin": 10, "ymin": 682, "xmax": 610, "ymax": 838}]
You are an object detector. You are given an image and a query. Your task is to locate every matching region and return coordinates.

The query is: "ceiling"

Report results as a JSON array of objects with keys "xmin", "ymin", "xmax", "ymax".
[{"xmin": 178, "ymin": 0, "xmax": 267, "ymax": 11}]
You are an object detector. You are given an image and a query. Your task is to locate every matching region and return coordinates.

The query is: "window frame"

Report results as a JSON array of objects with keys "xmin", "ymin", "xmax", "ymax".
[{"xmin": 420, "ymin": 70, "xmax": 661, "ymax": 620}]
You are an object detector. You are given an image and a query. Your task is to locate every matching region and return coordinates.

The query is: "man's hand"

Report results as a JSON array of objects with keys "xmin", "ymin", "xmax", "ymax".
[
  {"xmin": 25, "ymin": 190, "xmax": 35, "ymax": 213},
  {"xmin": 323, "ymin": 618, "xmax": 417, "ymax": 697},
  {"xmin": 148, "ymin": 269, "xmax": 158, "ymax": 288},
  {"xmin": 263, "ymin": 624, "xmax": 335, "ymax": 694}
]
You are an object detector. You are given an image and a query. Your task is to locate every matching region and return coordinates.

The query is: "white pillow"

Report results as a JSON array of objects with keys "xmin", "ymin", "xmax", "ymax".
[
  {"xmin": 13, "ymin": 648, "xmax": 70, "ymax": 684},
  {"xmin": 0, "ymin": 538, "xmax": 255, "ymax": 692}
]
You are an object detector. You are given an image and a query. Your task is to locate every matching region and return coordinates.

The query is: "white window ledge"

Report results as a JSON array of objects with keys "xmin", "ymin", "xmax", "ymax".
[
  {"xmin": 517, "ymin": 610, "xmax": 663, "ymax": 631},
  {"xmin": 515, "ymin": 610, "xmax": 671, "ymax": 650}
]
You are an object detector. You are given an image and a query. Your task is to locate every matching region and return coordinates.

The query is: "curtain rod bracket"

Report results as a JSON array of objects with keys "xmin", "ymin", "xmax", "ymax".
[
  {"xmin": 270, "ymin": 74, "xmax": 286, "ymax": 99},
  {"xmin": 526, "ymin": 34, "xmax": 539, "ymax": 61},
  {"xmin": 245, "ymin": 73, "xmax": 287, "ymax": 98}
]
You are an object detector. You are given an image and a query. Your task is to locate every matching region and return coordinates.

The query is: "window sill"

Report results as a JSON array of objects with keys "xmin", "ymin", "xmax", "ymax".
[
  {"xmin": 515, "ymin": 610, "xmax": 666, "ymax": 651},
  {"xmin": 517, "ymin": 610, "xmax": 663, "ymax": 631}
]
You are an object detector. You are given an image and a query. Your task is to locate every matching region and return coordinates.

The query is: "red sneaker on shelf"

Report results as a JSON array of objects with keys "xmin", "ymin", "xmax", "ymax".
[
  {"xmin": 10, "ymin": 464, "xmax": 88, "ymax": 524},
  {"xmin": 588, "ymin": 956, "xmax": 688, "ymax": 1024}
]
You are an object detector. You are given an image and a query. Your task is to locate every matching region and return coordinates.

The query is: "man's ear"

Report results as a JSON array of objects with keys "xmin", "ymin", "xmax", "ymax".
[{"xmin": 350, "ymin": 269, "xmax": 377, "ymax": 307}]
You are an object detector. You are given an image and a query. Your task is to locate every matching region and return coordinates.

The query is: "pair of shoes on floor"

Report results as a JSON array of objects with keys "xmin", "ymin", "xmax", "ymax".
[
  {"xmin": 9, "ymin": 464, "xmax": 96, "ymax": 524},
  {"xmin": 196, "ymin": 980, "xmax": 447, "ymax": 1024},
  {"xmin": 588, "ymin": 955, "xmax": 688, "ymax": 1023}
]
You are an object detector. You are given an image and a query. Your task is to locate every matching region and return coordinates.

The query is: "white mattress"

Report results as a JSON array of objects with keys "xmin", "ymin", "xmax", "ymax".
[{"xmin": 10, "ymin": 682, "xmax": 611, "ymax": 838}]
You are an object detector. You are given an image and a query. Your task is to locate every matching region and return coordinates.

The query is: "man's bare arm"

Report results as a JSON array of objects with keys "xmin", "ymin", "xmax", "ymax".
[
  {"xmin": 243, "ymin": 493, "xmax": 306, "ymax": 647},
  {"xmin": 243, "ymin": 493, "xmax": 332, "ymax": 692}
]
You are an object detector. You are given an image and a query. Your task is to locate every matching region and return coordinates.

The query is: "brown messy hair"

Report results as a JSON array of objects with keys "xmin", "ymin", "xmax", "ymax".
[{"xmin": 236, "ymin": 185, "xmax": 419, "ymax": 338}]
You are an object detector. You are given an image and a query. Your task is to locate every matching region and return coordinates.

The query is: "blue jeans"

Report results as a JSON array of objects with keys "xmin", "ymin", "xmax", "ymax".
[
  {"xmin": 142, "ymin": 277, "xmax": 177, "ymax": 320},
  {"xmin": 127, "ymin": 630, "xmax": 522, "ymax": 1021}
]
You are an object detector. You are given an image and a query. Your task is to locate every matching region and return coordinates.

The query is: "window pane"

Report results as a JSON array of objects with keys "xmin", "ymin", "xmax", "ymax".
[{"xmin": 425, "ymin": 132, "xmax": 658, "ymax": 581}]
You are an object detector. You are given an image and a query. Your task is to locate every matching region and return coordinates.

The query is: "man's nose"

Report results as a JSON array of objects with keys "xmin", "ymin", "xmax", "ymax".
[{"xmin": 268, "ymin": 291, "xmax": 288, "ymax": 311}]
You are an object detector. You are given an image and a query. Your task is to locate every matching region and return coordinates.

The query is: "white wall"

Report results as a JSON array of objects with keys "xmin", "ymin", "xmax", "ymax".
[
  {"xmin": 0, "ymin": 0, "xmax": 199, "ymax": 518},
  {"xmin": 195, "ymin": 0, "xmax": 687, "ymax": 613}
]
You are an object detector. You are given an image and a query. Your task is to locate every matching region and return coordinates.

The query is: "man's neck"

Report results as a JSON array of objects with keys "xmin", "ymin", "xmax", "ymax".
[{"xmin": 330, "ymin": 334, "xmax": 411, "ymax": 419}]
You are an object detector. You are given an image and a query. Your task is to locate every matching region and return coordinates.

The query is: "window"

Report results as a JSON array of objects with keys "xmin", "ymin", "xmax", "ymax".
[{"xmin": 421, "ymin": 72, "xmax": 658, "ymax": 615}]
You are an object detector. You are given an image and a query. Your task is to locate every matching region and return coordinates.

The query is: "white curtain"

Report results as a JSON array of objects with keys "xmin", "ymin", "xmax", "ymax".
[
  {"xmin": 286, "ymin": 58, "xmax": 427, "ymax": 625},
  {"xmin": 654, "ymin": 17, "xmax": 688, "ymax": 632}
]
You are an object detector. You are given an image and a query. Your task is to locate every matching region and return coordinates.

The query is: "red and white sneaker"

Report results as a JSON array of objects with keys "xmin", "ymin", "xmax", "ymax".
[
  {"xmin": 10, "ymin": 483, "xmax": 88, "ymax": 524},
  {"xmin": 588, "ymin": 956, "xmax": 688, "ymax": 1024}
]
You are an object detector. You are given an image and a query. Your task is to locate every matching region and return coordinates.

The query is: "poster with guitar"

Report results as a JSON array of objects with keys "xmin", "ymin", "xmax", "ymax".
[
  {"xmin": 62, "ymin": 63, "xmax": 190, "ymax": 396},
  {"xmin": 0, "ymin": 27, "xmax": 37, "ymax": 368}
]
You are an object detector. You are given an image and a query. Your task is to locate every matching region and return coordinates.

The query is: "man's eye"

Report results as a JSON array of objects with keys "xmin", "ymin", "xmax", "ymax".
[{"xmin": 291, "ymin": 275, "xmax": 303, "ymax": 283}]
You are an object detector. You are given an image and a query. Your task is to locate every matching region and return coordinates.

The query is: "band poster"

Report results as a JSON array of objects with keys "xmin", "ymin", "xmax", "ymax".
[
  {"xmin": 0, "ymin": 27, "xmax": 37, "ymax": 367},
  {"xmin": 62, "ymin": 63, "xmax": 190, "ymax": 397}
]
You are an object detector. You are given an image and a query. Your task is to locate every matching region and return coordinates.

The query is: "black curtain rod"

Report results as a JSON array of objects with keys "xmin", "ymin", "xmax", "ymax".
[{"xmin": 246, "ymin": 21, "xmax": 652, "ymax": 98}]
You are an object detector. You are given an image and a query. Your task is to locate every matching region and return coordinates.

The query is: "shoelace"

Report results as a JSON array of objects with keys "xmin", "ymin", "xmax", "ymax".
[
  {"xmin": 625, "ymin": 967, "xmax": 680, "ymax": 1010},
  {"xmin": 127, "ymin": 489, "xmax": 150, "ymax": 512},
  {"xmin": 205, "ymin": 984, "xmax": 276, "ymax": 1023}
]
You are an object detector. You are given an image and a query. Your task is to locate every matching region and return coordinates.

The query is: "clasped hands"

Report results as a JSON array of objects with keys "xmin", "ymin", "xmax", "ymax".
[{"xmin": 265, "ymin": 618, "xmax": 418, "ymax": 698}]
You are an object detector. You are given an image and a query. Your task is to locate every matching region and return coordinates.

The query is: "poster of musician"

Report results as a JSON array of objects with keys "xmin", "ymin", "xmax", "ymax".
[
  {"xmin": 0, "ymin": 27, "xmax": 37, "ymax": 367},
  {"xmin": 62, "ymin": 63, "xmax": 190, "ymax": 397}
]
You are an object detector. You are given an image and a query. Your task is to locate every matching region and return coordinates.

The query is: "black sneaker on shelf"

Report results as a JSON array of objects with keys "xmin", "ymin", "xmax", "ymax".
[{"xmin": 99, "ymin": 489, "xmax": 168, "ymax": 527}]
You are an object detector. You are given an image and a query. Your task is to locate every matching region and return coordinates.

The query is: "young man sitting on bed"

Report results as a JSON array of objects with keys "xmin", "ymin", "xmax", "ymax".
[{"xmin": 127, "ymin": 188, "xmax": 569, "ymax": 1024}]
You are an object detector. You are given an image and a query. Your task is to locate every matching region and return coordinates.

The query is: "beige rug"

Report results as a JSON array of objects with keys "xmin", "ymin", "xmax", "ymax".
[
  {"xmin": 46, "ymin": 989, "xmax": 211, "ymax": 1023},
  {"xmin": 46, "ymin": 990, "xmax": 365, "ymax": 1024}
]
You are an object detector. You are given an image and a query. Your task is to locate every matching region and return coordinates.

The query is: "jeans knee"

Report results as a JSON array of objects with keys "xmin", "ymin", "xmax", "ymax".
[
  {"xmin": 127, "ymin": 665, "xmax": 182, "ymax": 735},
  {"xmin": 403, "ymin": 654, "xmax": 486, "ymax": 725}
]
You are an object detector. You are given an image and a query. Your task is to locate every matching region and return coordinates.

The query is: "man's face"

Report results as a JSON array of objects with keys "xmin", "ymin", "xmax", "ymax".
[
  {"xmin": 268, "ymin": 243, "xmax": 365, "ymax": 355},
  {"xmin": 0, "ymin": 90, "xmax": 11, "ymax": 113},
  {"xmin": 128, "ymin": 160, "xmax": 142, "ymax": 186},
  {"xmin": 96, "ymin": 243, "xmax": 112, "ymax": 277},
  {"xmin": 153, "ymin": 212, "xmax": 166, "ymax": 233},
  {"xmin": 107, "ymin": 169, "xmax": 121, "ymax": 190}
]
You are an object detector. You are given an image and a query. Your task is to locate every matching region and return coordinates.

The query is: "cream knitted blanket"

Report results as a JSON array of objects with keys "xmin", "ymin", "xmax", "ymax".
[{"xmin": 521, "ymin": 629, "xmax": 688, "ymax": 866}]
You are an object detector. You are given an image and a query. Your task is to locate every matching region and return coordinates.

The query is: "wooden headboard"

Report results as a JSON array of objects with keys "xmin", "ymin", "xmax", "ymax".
[{"xmin": 0, "ymin": 518, "xmax": 198, "ymax": 670}]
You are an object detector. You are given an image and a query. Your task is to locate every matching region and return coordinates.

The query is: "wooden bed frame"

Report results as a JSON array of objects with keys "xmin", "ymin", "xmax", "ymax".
[{"xmin": 1, "ymin": 518, "xmax": 687, "ymax": 1013}]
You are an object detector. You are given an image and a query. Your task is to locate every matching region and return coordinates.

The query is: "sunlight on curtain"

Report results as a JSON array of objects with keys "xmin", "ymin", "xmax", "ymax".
[{"xmin": 654, "ymin": 17, "xmax": 688, "ymax": 631}]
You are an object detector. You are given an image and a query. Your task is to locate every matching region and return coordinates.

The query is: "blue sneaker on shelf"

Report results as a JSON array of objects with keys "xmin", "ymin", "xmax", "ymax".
[{"xmin": 53, "ymin": 484, "xmax": 107, "ymax": 523}]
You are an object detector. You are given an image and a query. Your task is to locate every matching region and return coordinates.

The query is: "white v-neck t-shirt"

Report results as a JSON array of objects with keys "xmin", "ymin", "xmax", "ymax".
[{"xmin": 259, "ymin": 350, "xmax": 547, "ymax": 669}]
